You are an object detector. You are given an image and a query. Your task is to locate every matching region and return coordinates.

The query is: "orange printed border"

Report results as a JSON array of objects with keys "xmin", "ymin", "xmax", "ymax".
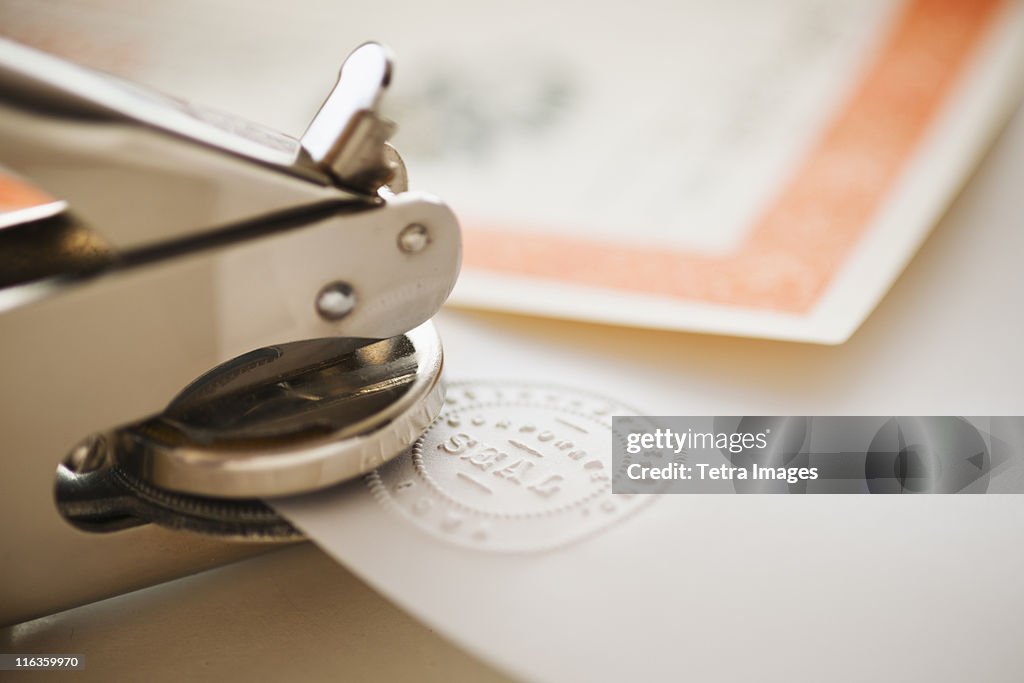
[
  {"xmin": 463, "ymin": 0, "xmax": 1005, "ymax": 314},
  {"xmin": 0, "ymin": 176, "xmax": 54, "ymax": 214}
]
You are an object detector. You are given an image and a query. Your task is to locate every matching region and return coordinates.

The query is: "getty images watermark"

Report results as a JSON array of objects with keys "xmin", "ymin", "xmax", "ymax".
[{"xmin": 611, "ymin": 417, "xmax": 1024, "ymax": 494}]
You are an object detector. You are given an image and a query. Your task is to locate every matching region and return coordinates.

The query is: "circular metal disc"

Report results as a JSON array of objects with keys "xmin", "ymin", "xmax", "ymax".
[{"xmin": 112, "ymin": 322, "xmax": 444, "ymax": 498}]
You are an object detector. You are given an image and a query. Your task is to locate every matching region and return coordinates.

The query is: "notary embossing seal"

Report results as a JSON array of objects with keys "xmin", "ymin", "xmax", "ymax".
[{"xmin": 367, "ymin": 381, "xmax": 658, "ymax": 552}]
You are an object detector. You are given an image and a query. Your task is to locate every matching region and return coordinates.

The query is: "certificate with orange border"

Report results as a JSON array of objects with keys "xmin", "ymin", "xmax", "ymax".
[
  {"xmin": 2, "ymin": 0, "xmax": 1023, "ymax": 344},
  {"xmin": 448, "ymin": 0, "xmax": 1024, "ymax": 343}
]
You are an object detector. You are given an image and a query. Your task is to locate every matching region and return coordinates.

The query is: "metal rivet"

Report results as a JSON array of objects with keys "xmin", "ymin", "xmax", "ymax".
[
  {"xmin": 316, "ymin": 281, "xmax": 356, "ymax": 321},
  {"xmin": 398, "ymin": 223, "xmax": 430, "ymax": 253}
]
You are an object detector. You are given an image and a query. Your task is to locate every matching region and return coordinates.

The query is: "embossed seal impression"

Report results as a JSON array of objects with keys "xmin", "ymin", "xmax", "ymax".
[{"xmin": 368, "ymin": 382, "xmax": 657, "ymax": 552}]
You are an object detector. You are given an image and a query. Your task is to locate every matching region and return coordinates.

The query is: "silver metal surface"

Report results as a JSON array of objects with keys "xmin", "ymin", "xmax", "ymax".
[
  {"xmin": 109, "ymin": 323, "xmax": 445, "ymax": 498},
  {"xmin": 52, "ymin": 322, "xmax": 446, "ymax": 535},
  {"xmin": 0, "ymin": 37, "xmax": 461, "ymax": 623},
  {"xmin": 55, "ymin": 460, "xmax": 303, "ymax": 541},
  {"xmin": 0, "ymin": 37, "xmax": 356, "ymax": 251},
  {"xmin": 316, "ymin": 281, "xmax": 358, "ymax": 320},
  {"xmin": 398, "ymin": 223, "xmax": 431, "ymax": 253},
  {"xmin": 301, "ymin": 43, "xmax": 399, "ymax": 193}
]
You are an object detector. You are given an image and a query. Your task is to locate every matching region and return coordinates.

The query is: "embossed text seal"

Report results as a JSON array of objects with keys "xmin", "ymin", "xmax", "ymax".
[{"xmin": 368, "ymin": 381, "xmax": 657, "ymax": 552}]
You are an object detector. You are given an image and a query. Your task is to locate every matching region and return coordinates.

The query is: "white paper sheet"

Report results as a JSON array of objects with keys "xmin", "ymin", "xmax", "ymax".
[{"xmin": 273, "ymin": 272, "xmax": 1024, "ymax": 681}]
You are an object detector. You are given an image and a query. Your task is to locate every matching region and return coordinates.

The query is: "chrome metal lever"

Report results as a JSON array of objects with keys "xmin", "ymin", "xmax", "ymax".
[
  {"xmin": 302, "ymin": 42, "xmax": 401, "ymax": 193},
  {"xmin": 0, "ymin": 39, "xmax": 403, "ymax": 251}
]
